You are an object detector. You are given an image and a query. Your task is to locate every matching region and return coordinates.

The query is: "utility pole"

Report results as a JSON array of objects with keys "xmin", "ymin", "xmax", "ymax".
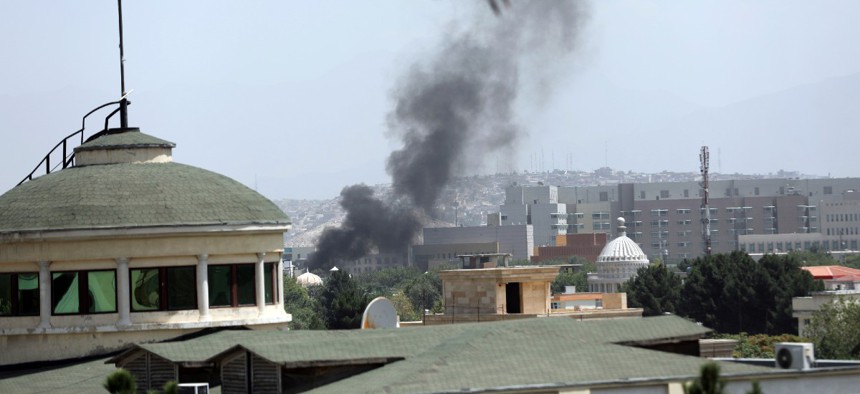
[{"xmin": 700, "ymin": 146, "xmax": 712, "ymax": 256}]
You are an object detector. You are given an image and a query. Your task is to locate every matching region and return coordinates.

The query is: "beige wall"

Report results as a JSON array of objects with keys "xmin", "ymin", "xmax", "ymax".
[{"xmin": 440, "ymin": 267, "xmax": 557, "ymax": 316}]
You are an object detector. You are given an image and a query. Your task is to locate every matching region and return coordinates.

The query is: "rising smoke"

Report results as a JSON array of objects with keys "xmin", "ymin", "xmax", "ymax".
[{"xmin": 307, "ymin": 1, "xmax": 589, "ymax": 271}]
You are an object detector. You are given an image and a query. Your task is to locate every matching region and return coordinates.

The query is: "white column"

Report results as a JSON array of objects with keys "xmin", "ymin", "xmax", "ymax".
[
  {"xmin": 37, "ymin": 261, "xmax": 52, "ymax": 329},
  {"xmin": 116, "ymin": 257, "xmax": 131, "ymax": 327},
  {"xmin": 197, "ymin": 254, "xmax": 210, "ymax": 321},
  {"xmin": 256, "ymin": 252, "xmax": 266, "ymax": 313},
  {"xmin": 277, "ymin": 254, "xmax": 284, "ymax": 306}
]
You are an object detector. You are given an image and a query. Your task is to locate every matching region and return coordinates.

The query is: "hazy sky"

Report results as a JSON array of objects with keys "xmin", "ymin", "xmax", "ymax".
[{"xmin": 2, "ymin": 1, "xmax": 859, "ymax": 199}]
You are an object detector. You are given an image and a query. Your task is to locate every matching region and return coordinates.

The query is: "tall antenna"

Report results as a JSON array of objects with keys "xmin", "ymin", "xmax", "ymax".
[
  {"xmin": 700, "ymin": 146, "xmax": 712, "ymax": 256},
  {"xmin": 117, "ymin": 0, "xmax": 129, "ymax": 128}
]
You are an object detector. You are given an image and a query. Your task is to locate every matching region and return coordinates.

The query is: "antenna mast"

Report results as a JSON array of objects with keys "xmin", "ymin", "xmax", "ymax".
[
  {"xmin": 700, "ymin": 146, "xmax": 711, "ymax": 256},
  {"xmin": 117, "ymin": 0, "xmax": 129, "ymax": 128}
]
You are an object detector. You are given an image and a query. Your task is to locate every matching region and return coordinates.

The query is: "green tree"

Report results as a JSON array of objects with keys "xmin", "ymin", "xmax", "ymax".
[
  {"xmin": 679, "ymin": 251, "xmax": 817, "ymax": 335},
  {"xmin": 103, "ymin": 368, "xmax": 136, "ymax": 394},
  {"xmin": 403, "ymin": 270, "xmax": 442, "ymax": 315},
  {"xmin": 390, "ymin": 291, "xmax": 420, "ymax": 321},
  {"xmin": 624, "ymin": 264, "xmax": 681, "ymax": 316},
  {"xmin": 805, "ymin": 297, "xmax": 860, "ymax": 359},
  {"xmin": 283, "ymin": 276, "xmax": 325, "ymax": 330},
  {"xmin": 319, "ymin": 271, "xmax": 370, "ymax": 329},
  {"xmin": 360, "ymin": 266, "xmax": 421, "ymax": 298},
  {"xmin": 551, "ymin": 261, "xmax": 595, "ymax": 294},
  {"xmin": 684, "ymin": 363, "xmax": 725, "ymax": 394}
]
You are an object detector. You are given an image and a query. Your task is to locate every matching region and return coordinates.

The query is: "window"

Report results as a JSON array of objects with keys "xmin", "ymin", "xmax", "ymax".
[
  {"xmin": 130, "ymin": 266, "xmax": 197, "ymax": 311},
  {"xmin": 599, "ymin": 191, "xmax": 608, "ymax": 202},
  {"xmin": 264, "ymin": 263, "xmax": 275, "ymax": 305},
  {"xmin": 660, "ymin": 190, "xmax": 669, "ymax": 199},
  {"xmin": 0, "ymin": 273, "xmax": 39, "ymax": 316},
  {"xmin": 209, "ymin": 264, "xmax": 256, "ymax": 308},
  {"xmin": 824, "ymin": 186, "xmax": 833, "ymax": 195},
  {"xmin": 52, "ymin": 270, "xmax": 116, "ymax": 315}
]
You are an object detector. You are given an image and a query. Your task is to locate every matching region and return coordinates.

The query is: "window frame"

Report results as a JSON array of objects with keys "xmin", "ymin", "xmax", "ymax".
[
  {"xmin": 129, "ymin": 266, "xmax": 198, "ymax": 312},
  {"xmin": 0, "ymin": 272, "xmax": 40, "ymax": 317},
  {"xmin": 51, "ymin": 269, "xmax": 117, "ymax": 316},
  {"xmin": 208, "ymin": 263, "xmax": 257, "ymax": 308}
]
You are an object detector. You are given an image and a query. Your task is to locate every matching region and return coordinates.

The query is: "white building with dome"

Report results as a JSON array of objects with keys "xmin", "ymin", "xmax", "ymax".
[{"xmin": 588, "ymin": 218, "xmax": 650, "ymax": 293}]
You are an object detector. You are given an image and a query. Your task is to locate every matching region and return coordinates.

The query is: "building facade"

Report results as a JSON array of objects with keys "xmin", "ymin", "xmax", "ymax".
[
  {"xmin": 501, "ymin": 178, "xmax": 860, "ymax": 262},
  {"xmin": 0, "ymin": 128, "xmax": 291, "ymax": 365}
]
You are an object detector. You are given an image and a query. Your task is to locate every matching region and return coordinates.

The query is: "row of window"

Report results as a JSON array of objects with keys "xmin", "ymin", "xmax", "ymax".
[
  {"xmin": 740, "ymin": 239, "xmax": 860, "ymax": 253},
  {"xmin": 826, "ymin": 213, "xmax": 860, "ymax": 222},
  {"xmin": 0, "ymin": 263, "xmax": 277, "ymax": 317}
]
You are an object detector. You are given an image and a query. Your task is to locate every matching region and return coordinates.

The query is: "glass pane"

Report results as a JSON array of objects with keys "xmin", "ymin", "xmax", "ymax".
[
  {"xmin": 236, "ymin": 265, "xmax": 255, "ymax": 306},
  {"xmin": 87, "ymin": 271, "xmax": 117, "ymax": 313},
  {"xmin": 167, "ymin": 267, "xmax": 196, "ymax": 310},
  {"xmin": 264, "ymin": 263, "xmax": 274, "ymax": 304},
  {"xmin": 53, "ymin": 272, "xmax": 79, "ymax": 314},
  {"xmin": 208, "ymin": 265, "xmax": 232, "ymax": 307},
  {"xmin": 0, "ymin": 274, "xmax": 11, "ymax": 315},
  {"xmin": 17, "ymin": 273, "xmax": 39, "ymax": 315},
  {"xmin": 131, "ymin": 269, "xmax": 160, "ymax": 311}
]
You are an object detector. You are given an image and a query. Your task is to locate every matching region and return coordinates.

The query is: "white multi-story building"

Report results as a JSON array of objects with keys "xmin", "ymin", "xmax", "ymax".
[{"xmin": 499, "ymin": 185, "xmax": 566, "ymax": 247}]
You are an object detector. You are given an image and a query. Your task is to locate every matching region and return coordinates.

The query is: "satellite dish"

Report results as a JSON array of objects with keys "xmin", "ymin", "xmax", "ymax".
[
  {"xmin": 776, "ymin": 347, "xmax": 793, "ymax": 369},
  {"xmin": 361, "ymin": 297, "xmax": 399, "ymax": 329}
]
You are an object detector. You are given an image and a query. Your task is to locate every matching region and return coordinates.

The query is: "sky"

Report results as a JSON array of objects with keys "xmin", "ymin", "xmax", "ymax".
[{"xmin": 1, "ymin": 1, "xmax": 859, "ymax": 200}]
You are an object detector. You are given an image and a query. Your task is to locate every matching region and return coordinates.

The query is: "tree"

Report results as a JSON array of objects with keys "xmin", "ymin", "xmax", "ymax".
[
  {"xmin": 624, "ymin": 264, "xmax": 681, "ymax": 316},
  {"xmin": 319, "ymin": 271, "xmax": 370, "ymax": 329},
  {"xmin": 103, "ymin": 368, "xmax": 136, "ymax": 394},
  {"xmin": 551, "ymin": 262, "xmax": 595, "ymax": 294},
  {"xmin": 711, "ymin": 333, "xmax": 809, "ymax": 358},
  {"xmin": 403, "ymin": 270, "xmax": 442, "ymax": 315},
  {"xmin": 283, "ymin": 276, "xmax": 325, "ymax": 330},
  {"xmin": 679, "ymin": 251, "xmax": 818, "ymax": 335},
  {"xmin": 804, "ymin": 297, "xmax": 860, "ymax": 359},
  {"xmin": 684, "ymin": 362, "xmax": 725, "ymax": 394},
  {"xmin": 360, "ymin": 266, "xmax": 421, "ymax": 299}
]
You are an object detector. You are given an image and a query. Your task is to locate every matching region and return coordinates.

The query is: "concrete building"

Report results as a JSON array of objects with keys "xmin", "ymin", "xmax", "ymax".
[
  {"xmin": 532, "ymin": 232, "xmax": 608, "ymax": 263},
  {"xmin": 588, "ymin": 218, "xmax": 650, "ymax": 293},
  {"xmin": 499, "ymin": 185, "xmax": 567, "ymax": 246},
  {"xmin": 435, "ymin": 266, "xmax": 558, "ymax": 321},
  {"xmin": 410, "ymin": 242, "xmax": 500, "ymax": 272},
  {"xmin": 502, "ymin": 178, "xmax": 860, "ymax": 263},
  {"xmin": 422, "ymin": 224, "xmax": 533, "ymax": 261},
  {"xmin": 0, "ymin": 128, "xmax": 291, "ymax": 366}
]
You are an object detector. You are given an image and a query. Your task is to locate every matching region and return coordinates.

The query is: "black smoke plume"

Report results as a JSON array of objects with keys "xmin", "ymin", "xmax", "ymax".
[{"xmin": 308, "ymin": 1, "xmax": 588, "ymax": 271}]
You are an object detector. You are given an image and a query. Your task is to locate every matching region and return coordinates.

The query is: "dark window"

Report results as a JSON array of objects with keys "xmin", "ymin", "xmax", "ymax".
[
  {"xmin": 52, "ymin": 270, "xmax": 116, "ymax": 315},
  {"xmin": 131, "ymin": 266, "xmax": 197, "ymax": 312},
  {"xmin": 209, "ymin": 264, "xmax": 256, "ymax": 308},
  {"xmin": 599, "ymin": 191, "xmax": 608, "ymax": 202},
  {"xmin": 264, "ymin": 263, "xmax": 275, "ymax": 304},
  {"xmin": 660, "ymin": 190, "xmax": 669, "ymax": 198},
  {"xmin": 824, "ymin": 186, "xmax": 833, "ymax": 195},
  {"xmin": 0, "ymin": 273, "xmax": 39, "ymax": 316}
]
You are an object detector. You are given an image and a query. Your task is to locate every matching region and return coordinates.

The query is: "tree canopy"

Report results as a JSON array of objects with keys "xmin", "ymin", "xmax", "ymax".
[
  {"xmin": 678, "ymin": 251, "xmax": 819, "ymax": 335},
  {"xmin": 805, "ymin": 297, "xmax": 860, "ymax": 359},
  {"xmin": 624, "ymin": 264, "xmax": 681, "ymax": 316},
  {"xmin": 319, "ymin": 271, "xmax": 371, "ymax": 329}
]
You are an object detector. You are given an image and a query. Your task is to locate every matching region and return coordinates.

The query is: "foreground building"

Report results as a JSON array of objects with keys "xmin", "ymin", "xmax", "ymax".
[
  {"xmin": 4, "ymin": 315, "xmax": 860, "ymax": 393},
  {"xmin": 0, "ymin": 127, "xmax": 291, "ymax": 365}
]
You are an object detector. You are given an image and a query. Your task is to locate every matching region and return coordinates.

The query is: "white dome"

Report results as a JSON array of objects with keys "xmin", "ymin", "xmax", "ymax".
[
  {"xmin": 597, "ymin": 217, "xmax": 649, "ymax": 264},
  {"xmin": 296, "ymin": 272, "xmax": 322, "ymax": 287}
]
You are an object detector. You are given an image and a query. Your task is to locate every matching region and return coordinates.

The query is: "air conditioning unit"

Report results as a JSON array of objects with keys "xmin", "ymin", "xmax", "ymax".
[{"xmin": 774, "ymin": 343, "xmax": 815, "ymax": 370}]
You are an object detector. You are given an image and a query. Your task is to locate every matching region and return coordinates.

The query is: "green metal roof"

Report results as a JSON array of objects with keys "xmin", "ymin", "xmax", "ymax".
[
  {"xmin": 75, "ymin": 128, "xmax": 175, "ymax": 152},
  {"xmin": 107, "ymin": 316, "xmax": 772, "ymax": 393},
  {"xmin": 0, "ymin": 161, "xmax": 289, "ymax": 232}
]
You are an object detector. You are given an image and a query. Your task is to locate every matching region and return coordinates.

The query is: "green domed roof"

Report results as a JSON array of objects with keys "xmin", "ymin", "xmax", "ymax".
[{"xmin": 0, "ymin": 162, "xmax": 290, "ymax": 233}]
